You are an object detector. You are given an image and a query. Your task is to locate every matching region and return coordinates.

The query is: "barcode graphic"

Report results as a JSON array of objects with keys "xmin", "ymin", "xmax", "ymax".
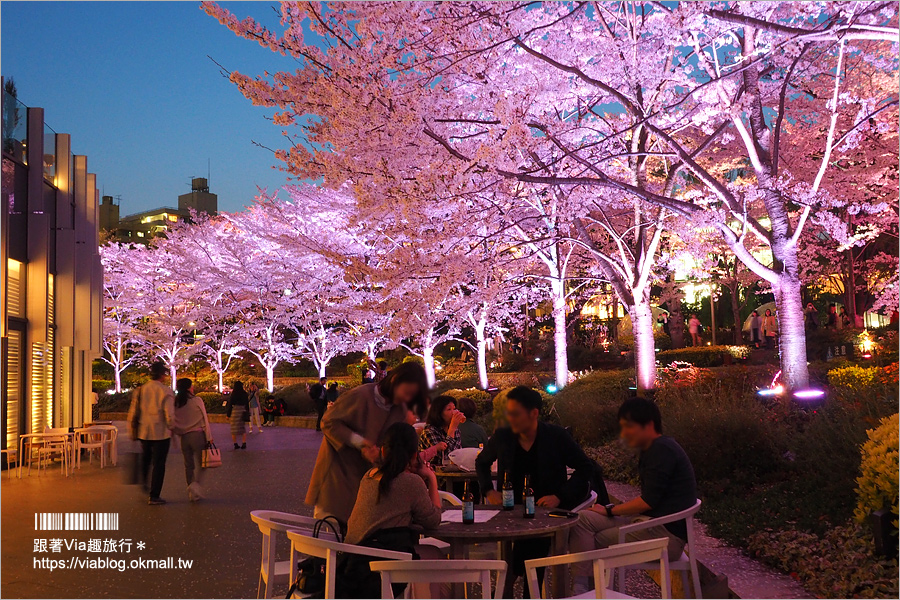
[{"xmin": 35, "ymin": 513, "xmax": 118, "ymax": 531}]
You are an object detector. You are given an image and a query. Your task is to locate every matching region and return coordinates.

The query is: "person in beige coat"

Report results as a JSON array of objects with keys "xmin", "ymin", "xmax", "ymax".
[
  {"xmin": 126, "ymin": 361, "xmax": 175, "ymax": 505},
  {"xmin": 305, "ymin": 362, "xmax": 429, "ymax": 523}
]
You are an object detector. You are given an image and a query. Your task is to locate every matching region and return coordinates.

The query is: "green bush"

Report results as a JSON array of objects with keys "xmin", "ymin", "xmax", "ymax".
[
  {"xmin": 855, "ymin": 413, "xmax": 899, "ymax": 531},
  {"xmin": 656, "ymin": 345, "xmax": 748, "ymax": 367},
  {"xmin": 97, "ymin": 392, "xmax": 132, "ymax": 412},
  {"xmin": 616, "ymin": 330, "xmax": 672, "ymax": 352},
  {"xmin": 747, "ymin": 523, "xmax": 898, "ymax": 599},
  {"xmin": 346, "ymin": 362, "xmax": 366, "ymax": 387},
  {"xmin": 197, "ymin": 391, "xmax": 227, "ymax": 414},
  {"xmin": 553, "ymin": 370, "xmax": 633, "ymax": 446},
  {"xmin": 586, "ymin": 441, "xmax": 639, "ymax": 487},
  {"xmin": 276, "ymin": 383, "xmax": 316, "ymax": 415},
  {"xmin": 90, "ymin": 379, "xmax": 114, "ymax": 392}
]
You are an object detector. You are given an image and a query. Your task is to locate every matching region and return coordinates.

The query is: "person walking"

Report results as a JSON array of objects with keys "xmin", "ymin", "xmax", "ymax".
[
  {"xmin": 310, "ymin": 377, "xmax": 328, "ymax": 431},
  {"xmin": 306, "ymin": 362, "xmax": 429, "ymax": 523},
  {"xmin": 749, "ymin": 310, "xmax": 762, "ymax": 348},
  {"xmin": 172, "ymin": 378, "xmax": 212, "ymax": 502},
  {"xmin": 688, "ymin": 314, "xmax": 702, "ymax": 347},
  {"xmin": 762, "ymin": 308, "xmax": 778, "ymax": 349},
  {"xmin": 226, "ymin": 381, "xmax": 250, "ymax": 450},
  {"xmin": 126, "ymin": 361, "xmax": 175, "ymax": 505},
  {"xmin": 247, "ymin": 382, "xmax": 263, "ymax": 434}
]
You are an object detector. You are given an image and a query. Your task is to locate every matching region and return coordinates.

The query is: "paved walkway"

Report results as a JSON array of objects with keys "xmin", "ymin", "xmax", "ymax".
[
  {"xmin": 1, "ymin": 422, "xmax": 320, "ymax": 599},
  {"xmin": 2, "ymin": 424, "xmax": 810, "ymax": 599}
]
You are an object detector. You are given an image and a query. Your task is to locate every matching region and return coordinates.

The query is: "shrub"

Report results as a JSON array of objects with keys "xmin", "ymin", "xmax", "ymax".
[
  {"xmin": 615, "ymin": 330, "xmax": 672, "ymax": 352},
  {"xmin": 90, "ymin": 379, "xmax": 114, "ymax": 392},
  {"xmin": 346, "ymin": 362, "xmax": 366, "ymax": 387},
  {"xmin": 275, "ymin": 383, "xmax": 316, "ymax": 415},
  {"xmin": 196, "ymin": 391, "xmax": 227, "ymax": 414},
  {"xmin": 553, "ymin": 370, "xmax": 633, "ymax": 446},
  {"xmin": 97, "ymin": 392, "xmax": 132, "ymax": 412},
  {"xmin": 655, "ymin": 345, "xmax": 747, "ymax": 367},
  {"xmin": 585, "ymin": 441, "xmax": 639, "ymax": 487},
  {"xmin": 493, "ymin": 351, "xmax": 528, "ymax": 372},
  {"xmin": 441, "ymin": 388, "xmax": 492, "ymax": 403},
  {"xmin": 747, "ymin": 522, "xmax": 899, "ymax": 599},
  {"xmin": 829, "ymin": 364, "xmax": 880, "ymax": 389},
  {"xmin": 855, "ymin": 413, "xmax": 899, "ymax": 531}
]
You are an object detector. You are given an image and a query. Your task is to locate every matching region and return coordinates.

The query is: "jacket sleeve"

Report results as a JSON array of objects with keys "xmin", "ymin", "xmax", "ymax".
[
  {"xmin": 476, "ymin": 431, "xmax": 500, "ymax": 493},
  {"xmin": 163, "ymin": 390, "xmax": 175, "ymax": 431},
  {"xmin": 126, "ymin": 389, "xmax": 139, "ymax": 438},
  {"xmin": 320, "ymin": 391, "xmax": 366, "ymax": 451},
  {"xmin": 557, "ymin": 428, "xmax": 596, "ymax": 509}
]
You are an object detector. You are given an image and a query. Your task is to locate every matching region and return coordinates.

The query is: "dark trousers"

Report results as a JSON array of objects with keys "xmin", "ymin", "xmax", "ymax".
[
  {"xmin": 315, "ymin": 401, "xmax": 327, "ymax": 431},
  {"xmin": 506, "ymin": 537, "xmax": 552, "ymax": 598},
  {"xmin": 140, "ymin": 438, "xmax": 171, "ymax": 500}
]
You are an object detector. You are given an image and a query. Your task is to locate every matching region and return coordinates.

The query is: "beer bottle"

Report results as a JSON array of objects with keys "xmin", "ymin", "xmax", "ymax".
[
  {"xmin": 501, "ymin": 471, "xmax": 514, "ymax": 511},
  {"xmin": 462, "ymin": 481, "xmax": 475, "ymax": 524},
  {"xmin": 523, "ymin": 474, "xmax": 535, "ymax": 519}
]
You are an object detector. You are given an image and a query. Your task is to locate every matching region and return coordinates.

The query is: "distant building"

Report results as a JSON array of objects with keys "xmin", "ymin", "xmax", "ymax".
[
  {"xmin": 103, "ymin": 177, "xmax": 217, "ymax": 242},
  {"xmin": 2, "ymin": 85, "xmax": 103, "ymax": 451}
]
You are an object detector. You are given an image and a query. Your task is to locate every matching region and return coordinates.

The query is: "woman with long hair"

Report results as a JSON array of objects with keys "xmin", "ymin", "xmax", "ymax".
[
  {"xmin": 172, "ymin": 378, "xmax": 212, "ymax": 501},
  {"xmin": 306, "ymin": 361, "xmax": 429, "ymax": 523},
  {"xmin": 226, "ymin": 381, "xmax": 250, "ymax": 450},
  {"xmin": 419, "ymin": 395, "xmax": 465, "ymax": 466}
]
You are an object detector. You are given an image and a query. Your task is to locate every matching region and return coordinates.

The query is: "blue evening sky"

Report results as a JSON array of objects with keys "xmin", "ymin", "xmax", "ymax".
[{"xmin": 1, "ymin": 1, "xmax": 299, "ymax": 214}]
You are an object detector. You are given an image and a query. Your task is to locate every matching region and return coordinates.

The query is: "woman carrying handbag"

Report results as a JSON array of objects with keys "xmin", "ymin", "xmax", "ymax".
[
  {"xmin": 226, "ymin": 381, "xmax": 250, "ymax": 450},
  {"xmin": 172, "ymin": 378, "xmax": 215, "ymax": 502}
]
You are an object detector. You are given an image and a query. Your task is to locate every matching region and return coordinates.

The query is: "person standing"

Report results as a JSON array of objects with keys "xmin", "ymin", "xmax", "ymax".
[
  {"xmin": 172, "ymin": 378, "xmax": 212, "ymax": 502},
  {"xmin": 306, "ymin": 362, "xmax": 429, "ymax": 523},
  {"xmin": 657, "ymin": 311, "xmax": 670, "ymax": 337},
  {"xmin": 762, "ymin": 308, "xmax": 778, "ymax": 349},
  {"xmin": 247, "ymin": 382, "xmax": 263, "ymax": 434},
  {"xmin": 805, "ymin": 303, "xmax": 819, "ymax": 331},
  {"xmin": 569, "ymin": 398, "xmax": 696, "ymax": 594},
  {"xmin": 325, "ymin": 382, "xmax": 339, "ymax": 405},
  {"xmin": 369, "ymin": 359, "xmax": 389, "ymax": 384},
  {"xmin": 310, "ymin": 377, "xmax": 328, "ymax": 432},
  {"xmin": 838, "ymin": 306, "xmax": 850, "ymax": 330},
  {"xmin": 227, "ymin": 381, "xmax": 250, "ymax": 450},
  {"xmin": 126, "ymin": 361, "xmax": 175, "ymax": 505},
  {"xmin": 749, "ymin": 310, "xmax": 762, "ymax": 348},
  {"xmin": 688, "ymin": 314, "xmax": 702, "ymax": 347},
  {"xmin": 826, "ymin": 304, "xmax": 838, "ymax": 329}
]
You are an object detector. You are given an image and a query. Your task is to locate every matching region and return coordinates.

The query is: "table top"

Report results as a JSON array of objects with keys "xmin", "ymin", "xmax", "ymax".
[
  {"xmin": 434, "ymin": 466, "xmax": 484, "ymax": 480},
  {"xmin": 426, "ymin": 505, "xmax": 579, "ymax": 541}
]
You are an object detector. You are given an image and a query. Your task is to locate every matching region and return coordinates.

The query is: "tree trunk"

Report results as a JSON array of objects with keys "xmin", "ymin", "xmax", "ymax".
[
  {"xmin": 551, "ymin": 279, "xmax": 569, "ymax": 389},
  {"xmin": 476, "ymin": 338, "xmax": 489, "ymax": 390},
  {"xmin": 422, "ymin": 346, "xmax": 436, "ymax": 389},
  {"xmin": 317, "ymin": 361, "xmax": 327, "ymax": 378},
  {"xmin": 217, "ymin": 369, "xmax": 224, "ymax": 393},
  {"xmin": 169, "ymin": 363, "xmax": 177, "ymax": 389},
  {"xmin": 114, "ymin": 368, "xmax": 123, "ymax": 394},
  {"xmin": 773, "ymin": 272, "xmax": 810, "ymax": 390},
  {"xmin": 630, "ymin": 293, "xmax": 657, "ymax": 393},
  {"xmin": 265, "ymin": 365, "xmax": 275, "ymax": 392},
  {"xmin": 730, "ymin": 285, "xmax": 743, "ymax": 345}
]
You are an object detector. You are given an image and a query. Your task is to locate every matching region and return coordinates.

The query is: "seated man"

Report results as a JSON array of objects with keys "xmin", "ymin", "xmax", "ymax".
[
  {"xmin": 569, "ymin": 397, "xmax": 697, "ymax": 592},
  {"xmin": 476, "ymin": 386, "xmax": 600, "ymax": 596}
]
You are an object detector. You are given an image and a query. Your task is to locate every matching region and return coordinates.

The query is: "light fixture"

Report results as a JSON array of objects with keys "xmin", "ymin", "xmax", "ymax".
[
  {"xmin": 545, "ymin": 384, "xmax": 558, "ymax": 394},
  {"xmin": 534, "ymin": 357, "xmax": 541, "ymax": 362},
  {"xmin": 793, "ymin": 389, "xmax": 826, "ymax": 401}
]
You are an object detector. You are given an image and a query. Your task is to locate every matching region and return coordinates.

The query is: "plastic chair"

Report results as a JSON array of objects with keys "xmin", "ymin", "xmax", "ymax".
[
  {"xmin": 285, "ymin": 531, "xmax": 411, "ymax": 599},
  {"xmin": 77, "ymin": 428, "xmax": 107, "ymax": 469},
  {"xmin": 1, "ymin": 448, "xmax": 17, "ymax": 479},
  {"xmin": 524, "ymin": 538, "xmax": 672, "ymax": 599},
  {"xmin": 573, "ymin": 490, "xmax": 599, "ymax": 512},
  {"xmin": 419, "ymin": 491, "xmax": 462, "ymax": 553},
  {"xmin": 371, "ymin": 559, "xmax": 509, "ymax": 599},
  {"xmin": 249, "ymin": 510, "xmax": 334, "ymax": 599},
  {"xmin": 38, "ymin": 428, "xmax": 72, "ymax": 477},
  {"xmin": 615, "ymin": 500, "xmax": 702, "ymax": 599}
]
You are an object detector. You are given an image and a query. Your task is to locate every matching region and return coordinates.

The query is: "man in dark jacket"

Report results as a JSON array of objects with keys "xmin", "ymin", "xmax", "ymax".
[
  {"xmin": 476, "ymin": 386, "xmax": 602, "ymax": 596},
  {"xmin": 309, "ymin": 377, "xmax": 328, "ymax": 431}
]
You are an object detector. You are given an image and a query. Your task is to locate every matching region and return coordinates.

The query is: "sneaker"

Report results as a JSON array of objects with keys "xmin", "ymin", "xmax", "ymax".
[
  {"xmin": 240, "ymin": 443, "xmax": 247, "ymax": 450},
  {"xmin": 188, "ymin": 482, "xmax": 203, "ymax": 502},
  {"xmin": 148, "ymin": 498, "xmax": 166, "ymax": 505}
]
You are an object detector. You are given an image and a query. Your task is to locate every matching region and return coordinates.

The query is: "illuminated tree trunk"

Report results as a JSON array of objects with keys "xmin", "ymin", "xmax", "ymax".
[
  {"xmin": 773, "ymin": 273, "xmax": 810, "ymax": 389},
  {"xmin": 217, "ymin": 369, "xmax": 224, "ymax": 394},
  {"xmin": 630, "ymin": 291, "xmax": 657, "ymax": 393},
  {"xmin": 422, "ymin": 345, "xmax": 436, "ymax": 389},
  {"xmin": 476, "ymin": 336, "xmax": 489, "ymax": 391},
  {"xmin": 550, "ymin": 278, "xmax": 569, "ymax": 390}
]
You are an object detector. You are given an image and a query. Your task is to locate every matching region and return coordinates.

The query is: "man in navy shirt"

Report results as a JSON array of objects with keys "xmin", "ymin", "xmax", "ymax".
[{"xmin": 568, "ymin": 397, "xmax": 697, "ymax": 591}]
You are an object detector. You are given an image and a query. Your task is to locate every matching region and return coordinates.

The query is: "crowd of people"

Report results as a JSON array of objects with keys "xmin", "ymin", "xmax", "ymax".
[
  {"xmin": 125, "ymin": 359, "xmax": 698, "ymax": 597},
  {"xmin": 306, "ymin": 362, "xmax": 697, "ymax": 598}
]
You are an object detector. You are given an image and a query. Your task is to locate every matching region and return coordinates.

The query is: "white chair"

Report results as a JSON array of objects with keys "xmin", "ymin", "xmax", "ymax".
[
  {"xmin": 285, "ymin": 530, "xmax": 411, "ymax": 599},
  {"xmin": 250, "ymin": 510, "xmax": 336, "ymax": 599},
  {"xmin": 524, "ymin": 538, "xmax": 672, "ymax": 599},
  {"xmin": 371, "ymin": 559, "xmax": 509, "ymax": 599},
  {"xmin": 573, "ymin": 490, "xmax": 599, "ymax": 512},
  {"xmin": 77, "ymin": 428, "xmax": 107, "ymax": 469},
  {"xmin": 419, "ymin": 491, "xmax": 463, "ymax": 553},
  {"xmin": 616, "ymin": 500, "xmax": 702, "ymax": 599},
  {"xmin": 1, "ymin": 448, "xmax": 16, "ymax": 479},
  {"xmin": 37, "ymin": 428, "xmax": 72, "ymax": 477}
]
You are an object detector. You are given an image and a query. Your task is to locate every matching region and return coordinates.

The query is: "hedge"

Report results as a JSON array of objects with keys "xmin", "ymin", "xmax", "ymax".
[{"xmin": 656, "ymin": 345, "xmax": 749, "ymax": 367}]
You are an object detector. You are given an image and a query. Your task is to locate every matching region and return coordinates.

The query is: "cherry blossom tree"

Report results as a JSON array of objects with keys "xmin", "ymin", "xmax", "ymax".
[
  {"xmin": 204, "ymin": 0, "xmax": 897, "ymax": 391},
  {"xmin": 99, "ymin": 244, "xmax": 147, "ymax": 392}
]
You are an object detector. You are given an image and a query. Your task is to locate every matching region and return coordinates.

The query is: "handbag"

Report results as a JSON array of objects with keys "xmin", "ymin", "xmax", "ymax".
[
  {"xmin": 285, "ymin": 517, "xmax": 344, "ymax": 599},
  {"xmin": 200, "ymin": 400, "xmax": 221, "ymax": 468},
  {"xmin": 201, "ymin": 441, "xmax": 222, "ymax": 468},
  {"xmin": 242, "ymin": 406, "xmax": 250, "ymax": 422}
]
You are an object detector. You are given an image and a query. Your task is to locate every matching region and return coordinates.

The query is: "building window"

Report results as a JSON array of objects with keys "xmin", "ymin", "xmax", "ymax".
[{"xmin": 6, "ymin": 259, "xmax": 24, "ymax": 318}]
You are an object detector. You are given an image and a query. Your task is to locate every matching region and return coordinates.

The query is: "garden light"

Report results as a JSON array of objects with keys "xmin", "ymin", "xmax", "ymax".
[
  {"xmin": 756, "ymin": 385, "xmax": 784, "ymax": 397},
  {"xmin": 545, "ymin": 384, "xmax": 558, "ymax": 394},
  {"xmin": 534, "ymin": 357, "xmax": 541, "ymax": 362},
  {"xmin": 793, "ymin": 388, "xmax": 826, "ymax": 401}
]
